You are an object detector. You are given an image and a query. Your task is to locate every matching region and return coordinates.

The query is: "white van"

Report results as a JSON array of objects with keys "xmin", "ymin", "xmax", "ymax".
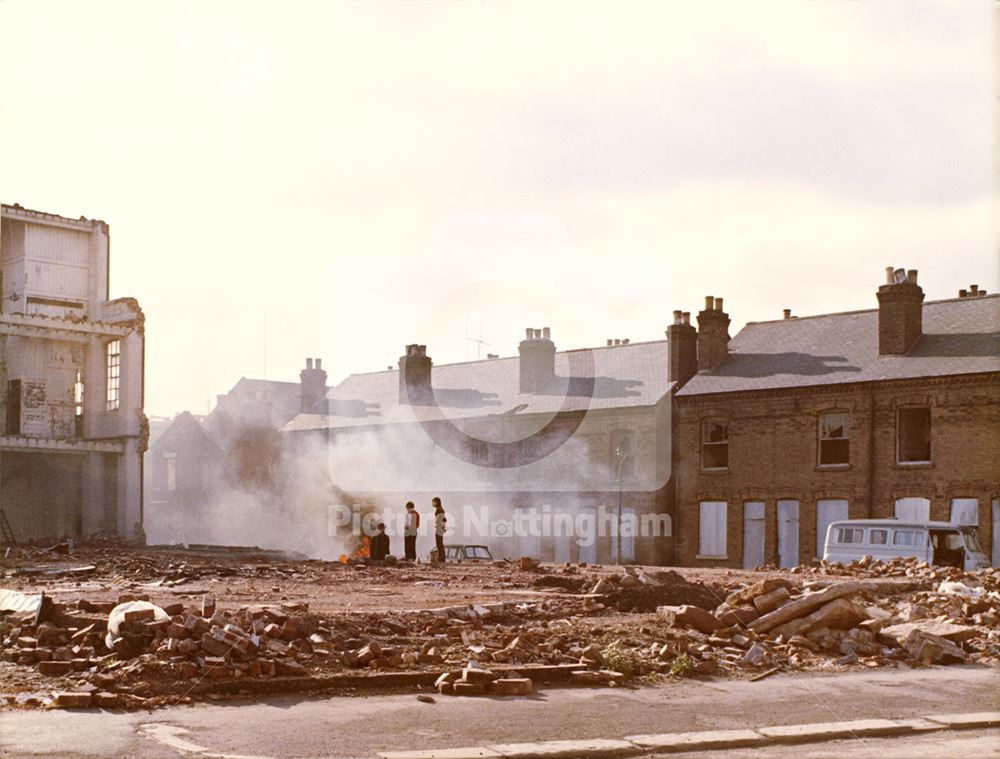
[{"xmin": 823, "ymin": 519, "xmax": 989, "ymax": 571}]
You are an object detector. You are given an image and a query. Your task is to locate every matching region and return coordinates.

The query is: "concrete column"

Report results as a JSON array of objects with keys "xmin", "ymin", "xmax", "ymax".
[
  {"xmin": 116, "ymin": 438, "xmax": 143, "ymax": 540},
  {"xmin": 81, "ymin": 451, "xmax": 106, "ymax": 534}
]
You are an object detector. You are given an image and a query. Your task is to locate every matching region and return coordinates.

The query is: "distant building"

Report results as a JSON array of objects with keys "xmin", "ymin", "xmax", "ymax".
[
  {"xmin": 143, "ymin": 375, "xmax": 305, "ymax": 542},
  {"xmin": 0, "ymin": 203, "xmax": 146, "ymax": 542},
  {"xmin": 671, "ymin": 270, "xmax": 999, "ymax": 568},
  {"xmin": 284, "ymin": 335, "xmax": 676, "ymax": 565}
]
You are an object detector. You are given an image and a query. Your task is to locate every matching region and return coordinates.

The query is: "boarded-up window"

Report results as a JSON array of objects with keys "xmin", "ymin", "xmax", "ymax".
[
  {"xmin": 950, "ymin": 498, "xmax": 979, "ymax": 526},
  {"xmin": 897, "ymin": 407, "xmax": 931, "ymax": 463},
  {"xmin": 701, "ymin": 420, "xmax": 729, "ymax": 470},
  {"xmin": 818, "ymin": 412, "xmax": 849, "ymax": 466},
  {"xmin": 698, "ymin": 501, "xmax": 727, "ymax": 557}
]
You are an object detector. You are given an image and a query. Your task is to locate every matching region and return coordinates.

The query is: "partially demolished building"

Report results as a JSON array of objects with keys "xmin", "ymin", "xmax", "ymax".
[{"xmin": 0, "ymin": 203, "xmax": 146, "ymax": 541}]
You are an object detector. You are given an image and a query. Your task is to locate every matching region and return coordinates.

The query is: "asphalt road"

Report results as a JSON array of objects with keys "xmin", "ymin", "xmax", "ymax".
[{"xmin": 0, "ymin": 666, "xmax": 997, "ymax": 758}]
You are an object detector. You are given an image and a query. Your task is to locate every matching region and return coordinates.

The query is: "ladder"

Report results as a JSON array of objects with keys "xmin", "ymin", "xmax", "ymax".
[{"xmin": 0, "ymin": 508, "xmax": 14, "ymax": 546}]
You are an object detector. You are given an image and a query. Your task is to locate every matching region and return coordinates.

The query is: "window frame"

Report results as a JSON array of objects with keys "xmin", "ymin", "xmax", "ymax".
[
  {"xmin": 896, "ymin": 406, "xmax": 931, "ymax": 465},
  {"xmin": 817, "ymin": 411, "xmax": 850, "ymax": 467},
  {"xmin": 105, "ymin": 339, "xmax": 121, "ymax": 412},
  {"xmin": 700, "ymin": 418, "xmax": 730, "ymax": 471}
]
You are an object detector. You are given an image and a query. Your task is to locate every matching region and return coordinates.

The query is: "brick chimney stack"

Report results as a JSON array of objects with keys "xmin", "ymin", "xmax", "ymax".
[
  {"xmin": 877, "ymin": 267, "xmax": 924, "ymax": 355},
  {"xmin": 519, "ymin": 327, "xmax": 556, "ymax": 394},
  {"xmin": 667, "ymin": 309, "xmax": 698, "ymax": 387},
  {"xmin": 398, "ymin": 344, "xmax": 433, "ymax": 405},
  {"xmin": 697, "ymin": 296, "xmax": 731, "ymax": 371},
  {"xmin": 299, "ymin": 357, "xmax": 328, "ymax": 414}
]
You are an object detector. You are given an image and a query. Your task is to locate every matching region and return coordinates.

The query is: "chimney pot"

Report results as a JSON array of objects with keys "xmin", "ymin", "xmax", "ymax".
[
  {"xmin": 682, "ymin": 311, "xmax": 691, "ymax": 325},
  {"xmin": 980, "ymin": 289, "xmax": 987, "ymax": 296},
  {"xmin": 970, "ymin": 284, "xmax": 979, "ymax": 295},
  {"xmin": 906, "ymin": 269, "xmax": 918, "ymax": 285},
  {"xmin": 673, "ymin": 309, "xmax": 682, "ymax": 324},
  {"xmin": 306, "ymin": 358, "xmax": 314, "ymax": 369},
  {"xmin": 959, "ymin": 289, "xmax": 968, "ymax": 298},
  {"xmin": 622, "ymin": 338, "xmax": 630, "ymax": 345},
  {"xmin": 783, "ymin": 309, "xmax": 791, "ymax": 319},
  {"xmin": 542, "ymin": 327, "xmax": 550, "ymax": 340},
  {"xmin": 704, "ymin": 295, "xmax": 714, "ymax": 311},
  {"xmin": 885, "ymin": 266, "xmax": 895, "ymax": 284},
  {"xmin": 607, "ymin": 339, "xmax": 613, "ymax": 347},
  {"xmin": 714, "ymin": 297, "xmax": 724, "ymax": 312},
  {"xmin": 315, "ymin": 358, "xmax": 322, "ymax": 370},
  {"xmin": 525, "ymin": 328, "xmax": 533, "ymax": 339},
  {"xmin": 614, "ymin": 339, "xmax": 620, "ymax": 346}
]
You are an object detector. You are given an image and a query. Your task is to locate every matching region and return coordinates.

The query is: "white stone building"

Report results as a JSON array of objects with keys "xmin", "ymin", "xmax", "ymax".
[{"xmin": 0, "ymin": 203, "xmax": 146, "ymax": 542}]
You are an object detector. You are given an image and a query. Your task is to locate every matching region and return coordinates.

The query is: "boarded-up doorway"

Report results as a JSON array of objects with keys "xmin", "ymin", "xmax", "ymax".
[
  {"xmin": 816, "ymin": 499, "xmax": 849, "ymax": 560},
  {"xmin": 743, "ymin": 501, "xmax": 765, "ymax": 569},
  {"xmin": 777, "ymin": 499, "xmax": 800, "ymax": 568}
]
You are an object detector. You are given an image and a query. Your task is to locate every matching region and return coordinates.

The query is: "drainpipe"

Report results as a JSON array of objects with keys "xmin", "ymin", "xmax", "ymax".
[{"xmin": 867, "ymin": 384, "xmax": 876, "ymax": 519}]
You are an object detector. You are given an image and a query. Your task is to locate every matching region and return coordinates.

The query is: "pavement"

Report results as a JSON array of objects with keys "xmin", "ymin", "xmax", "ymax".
[{"xmin": 0, "ymin": 665, "xmax": 997, "ymax": 758}]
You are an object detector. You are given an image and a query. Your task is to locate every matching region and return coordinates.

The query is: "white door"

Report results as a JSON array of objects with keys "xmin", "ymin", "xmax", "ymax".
[
  {"xmin": 615, "ymin": 507, "xmax": 636, "ymax": 564},
  {"xmin": 950, "ymin": 498, "xmax": 979, "ymax": 526},
  {"xmin": 777, "ymin": 499, "xmax": 800, "ymax": 568},
  {"xmin": 743, "ymin": 501, "xmax": 765, "ymax": 569},
  {"xmin": 993, "ymin": 499, "xmax": 1000, "ymax": 568},
  {"xmin": 895, "ymin": 497, "xmax": 930, "ymax": 521},
  {"xmin": 554, "ymin": 536, "xmax": 572, "ymax": 564},
  {"xmin": 816, "ymin": 499, "xmax": 849, "ymax": 560}
]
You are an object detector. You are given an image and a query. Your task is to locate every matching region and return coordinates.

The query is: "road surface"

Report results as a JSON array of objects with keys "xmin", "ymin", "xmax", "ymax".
[{"xmin": 0, "ymin": 665, "xmax": 997, "ymax": 758}]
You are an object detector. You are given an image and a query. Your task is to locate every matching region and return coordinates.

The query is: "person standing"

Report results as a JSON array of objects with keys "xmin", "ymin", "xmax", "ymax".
[
  {"xmin": 403, "ymin": 501, "xmax": 419, "ymax": 561},
  {"xmin": 432, "ymin": 497, "xmax": 447, "ymax": 564}
]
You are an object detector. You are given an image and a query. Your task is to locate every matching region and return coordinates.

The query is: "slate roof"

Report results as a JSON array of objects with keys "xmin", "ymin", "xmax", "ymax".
[
  {"xmin": 677, "ymin": 295, "xmax": 1000, "ymax": 397},
  {"xmin": 284, "ymin": 340, "xmax": 673, "ymax": 431}
]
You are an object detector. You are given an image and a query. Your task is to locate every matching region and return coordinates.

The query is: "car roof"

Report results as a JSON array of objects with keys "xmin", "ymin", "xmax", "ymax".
[{"xmin": 828, "ymin": 519, "xmax": 970, "ymax": 530}]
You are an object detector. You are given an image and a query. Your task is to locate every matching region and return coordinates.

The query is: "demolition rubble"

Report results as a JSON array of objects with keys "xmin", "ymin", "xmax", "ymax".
[{"xmin": 0, "ymin": 546, "xmax": 997, "ymax": 710}]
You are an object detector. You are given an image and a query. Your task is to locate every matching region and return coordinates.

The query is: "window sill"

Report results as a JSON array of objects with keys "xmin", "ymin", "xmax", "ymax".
[
  {"xmin": 894, "ymin": 461, "xmax": 933, "ymax": 469},
  {"xmin": 816, "ymin": 464, "xmax": 852, "ymax": 472},
  {"xmin": 701, "ymin": 468, "xmax": 730, "ymax": 475},
  {"xmin": 695, "ymin": 554, "xmax": 729, "ymax": 561}
]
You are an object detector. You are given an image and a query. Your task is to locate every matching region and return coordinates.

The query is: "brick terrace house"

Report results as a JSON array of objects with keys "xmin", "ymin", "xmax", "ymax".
[
  {"xmin": 284, "ymin": 331, "xmax": 675, "ymax": 565},
  {"xmin": 669, "ymin": 269, "xmax": 999, "ymax": 569}
]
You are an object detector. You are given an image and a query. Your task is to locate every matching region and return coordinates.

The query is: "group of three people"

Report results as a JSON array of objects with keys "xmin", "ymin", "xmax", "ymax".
[{"xmin": 369, "ymin": 497, "xmax": 447, "ymax": 563}]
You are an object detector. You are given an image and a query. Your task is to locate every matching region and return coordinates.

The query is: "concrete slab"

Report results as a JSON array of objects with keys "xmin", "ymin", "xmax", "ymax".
[
  {"xmin": 758, "ymin": 718, "xmax": 912, "ymax": 743},
  {"xmin": 926, "ymin": 712, "xmax": 1000, "ymax": 729},
  {"xmin": 894, "ymin": 718, "xmax": 948, "ymax": 733},
  {"xmin": 380, "ymin": 749, "xmax": 502, "ymax": 759},
  {"xmin": 487, "ymin": 739, "xmax": 640, "ymax": 758},
  {"xmin": 625, "ymin": 729, "xmax": 769, "ymax": 752}
]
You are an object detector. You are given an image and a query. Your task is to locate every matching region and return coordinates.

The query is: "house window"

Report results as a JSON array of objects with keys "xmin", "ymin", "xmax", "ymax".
[
  {"xmin": 698, "ymin": 501, "xmax": 727, "ymax": 557},
  {"xmin": 701, "ymin": 419, "xmax": 729, "ymax": 470},
  {"xmin": 897, "ymin": 407, "xmax": 931, "ymax": 463},
  {"xmin": 609, "ymin": 429, "xmax": 636, "ymax": 481},
  {"xmin": 106, "ymin": 340, "xmax": 121, "ymax": 411},
  {"xmin": 818, "ymin": 412, "xmax": 849, "ymax": 466}
]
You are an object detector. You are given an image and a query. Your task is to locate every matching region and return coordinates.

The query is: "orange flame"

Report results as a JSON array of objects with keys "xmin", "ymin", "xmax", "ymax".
[
  {"xmin": 338, "ymin": 535, "xmax": 371, "ymax": 563},
  {"xmin": 353, "ymin": 535, "xmax": 371, "ymax": 559}
]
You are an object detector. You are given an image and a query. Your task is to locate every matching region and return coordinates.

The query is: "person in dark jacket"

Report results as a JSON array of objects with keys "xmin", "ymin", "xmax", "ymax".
[
  {"xmin": 370, "ymin": 522, "xmax": 390, "ymax": 562},
  {"xmin": 432, "ymin": 497, "xmax": 447, "ymax": 563}
]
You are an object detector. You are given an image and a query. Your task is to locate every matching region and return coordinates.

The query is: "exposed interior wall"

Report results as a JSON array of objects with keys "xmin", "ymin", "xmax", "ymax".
[{"xmin": 1, "ymin": 451, "xmax": 83, "ymax": 541}]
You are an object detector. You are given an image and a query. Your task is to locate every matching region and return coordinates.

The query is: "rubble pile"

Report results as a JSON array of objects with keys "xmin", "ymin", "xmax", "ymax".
[
  {"xmin": 1, "ymin": 547, "xmax": 997, "ymax": 711},
  {"xmin": 657, "ymin": 568, "xmax": 1000, "ymax": 677}
]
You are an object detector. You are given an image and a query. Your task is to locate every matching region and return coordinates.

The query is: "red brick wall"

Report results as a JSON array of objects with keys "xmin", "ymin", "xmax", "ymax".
[{"xmin": 674, "ymin": 373, "xmax": 1000, "ymax": 567}]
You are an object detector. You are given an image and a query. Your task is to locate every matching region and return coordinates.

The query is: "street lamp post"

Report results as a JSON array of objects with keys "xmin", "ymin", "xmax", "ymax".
[{"xmin": 615, "ymin": 444, "xmax": 632, "ymax": 565}]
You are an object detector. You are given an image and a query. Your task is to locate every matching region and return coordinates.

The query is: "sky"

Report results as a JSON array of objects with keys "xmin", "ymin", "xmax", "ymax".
[{"xmin": 0, "ymin": 0, "xmax": 996, "ymax": 417}]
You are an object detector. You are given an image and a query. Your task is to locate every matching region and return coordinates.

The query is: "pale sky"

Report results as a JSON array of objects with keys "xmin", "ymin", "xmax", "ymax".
[{"xmin": 1, "ymin": 1, "xmax": 996, "ymax": 417}]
